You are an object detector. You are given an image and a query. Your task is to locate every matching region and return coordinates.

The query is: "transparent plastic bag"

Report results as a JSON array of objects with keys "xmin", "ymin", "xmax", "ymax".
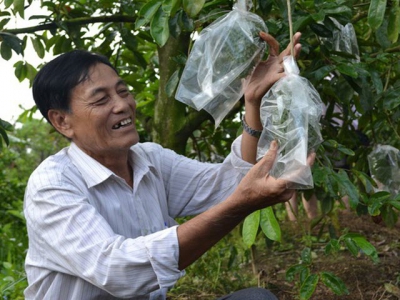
[
  {"xmin": 175, "ymin": 0, "xmax": 267, "ymax": 127},
  {"xmin": 331, "ymin": 18, "xmax": 360, "ymax": 63},
  {"xmin": 257, "ymin": 56, "xmax": 324, "ymax": 189},
  {"xmin": 368, "ymin": 145, "xmax": 400, "ymax": 197}
]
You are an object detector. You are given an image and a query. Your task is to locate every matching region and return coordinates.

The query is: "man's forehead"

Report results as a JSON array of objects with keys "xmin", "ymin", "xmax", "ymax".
[{"xmin": 76, "ymin": 65, "xmax": 122, "ymax": 93}]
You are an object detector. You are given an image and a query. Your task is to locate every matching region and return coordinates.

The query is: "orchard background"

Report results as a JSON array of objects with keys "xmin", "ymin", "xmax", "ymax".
[{"xmin": 0, "ymin": 0, "xmax": 399, "ymax": 299}]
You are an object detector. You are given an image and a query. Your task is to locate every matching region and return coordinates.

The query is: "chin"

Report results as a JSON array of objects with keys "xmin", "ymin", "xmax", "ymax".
[{"xmin": 127, "ymin": 133, "xmax": 140, "ymax": 147}]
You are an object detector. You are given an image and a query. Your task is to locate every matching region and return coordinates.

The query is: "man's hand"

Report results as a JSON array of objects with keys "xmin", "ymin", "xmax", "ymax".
[
  {"xmin": 244, "ymin": 32, "xmax": 302, "ymax": 106},
  {"xmin": 233, "ymin": 140, "xmax": 296, "ymax": 213}
]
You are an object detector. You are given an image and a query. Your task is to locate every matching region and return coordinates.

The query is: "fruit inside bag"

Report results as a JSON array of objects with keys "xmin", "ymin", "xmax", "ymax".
[
  {"xmin": 257, "ymin": 56, "xmax": 324, "ymax": 189},
  {"xmin": 367, "ymin": 145, "xmax": 400, "ymax": 197},
  {"xmin": 329, "ymin": 18, "xmax": 360, "ymax": 63},
  {"xmin": 175, "ymin": 0, "xmax": 267, "ymax": 127}
]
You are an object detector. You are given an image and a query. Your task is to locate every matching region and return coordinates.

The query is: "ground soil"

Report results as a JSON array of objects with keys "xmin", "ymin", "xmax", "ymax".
[{"xmin": 256, "ymin": 211, "xmax": 400, "ymax": 299}]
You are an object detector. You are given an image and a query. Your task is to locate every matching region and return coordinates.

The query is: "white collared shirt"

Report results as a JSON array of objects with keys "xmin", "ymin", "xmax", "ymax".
[{"xmin": 24, "ymin": 136, "xmax": 251, "ymax": 299}]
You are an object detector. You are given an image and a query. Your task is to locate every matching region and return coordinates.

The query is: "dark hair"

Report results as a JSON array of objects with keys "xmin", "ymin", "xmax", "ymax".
[{"xmin": 32, "ymin": 50, "xmax": 118, "ymax": 124}]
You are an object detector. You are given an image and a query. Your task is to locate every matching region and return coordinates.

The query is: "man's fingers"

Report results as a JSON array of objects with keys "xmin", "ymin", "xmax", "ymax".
[
  {"xmin": 257, "ymin": 140, "xmax": 279, "ymax": 174},
  {"xmin": 307, "ymin": 152, "xmax": 316, "ymax": 166},
  {"xmin": 281, "ymin": 32, "xmax": 302, "ymax": 57},
  {"xmin": 260, "ymin": 32, "xmax": 280, "ymax": 56}
]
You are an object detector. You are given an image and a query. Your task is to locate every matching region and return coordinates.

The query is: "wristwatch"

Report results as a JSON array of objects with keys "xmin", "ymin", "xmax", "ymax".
[{"xmin": 241, "ymin": 115, "xmax": 263, "ymax": 138}]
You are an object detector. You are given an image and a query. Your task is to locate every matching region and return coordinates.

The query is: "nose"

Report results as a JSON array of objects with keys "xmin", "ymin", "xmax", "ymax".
[{"xmin": 112, "ymin": 93, "xmax": 135, "ymax": 114}]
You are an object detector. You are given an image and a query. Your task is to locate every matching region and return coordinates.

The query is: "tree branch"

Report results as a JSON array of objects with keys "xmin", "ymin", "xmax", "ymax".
[
  {"xmin": 2, "ymin": 15, "xmax": 136, "ymax": 35},
  {"xmin": 370, "ymin": 45, "xmax": 400, "ymax": 57}
]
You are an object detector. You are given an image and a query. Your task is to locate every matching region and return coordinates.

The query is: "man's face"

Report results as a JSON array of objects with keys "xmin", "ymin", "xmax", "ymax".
[{"xmin": 62, "ymin": 63, "xmax": 139, "ymax": 161}]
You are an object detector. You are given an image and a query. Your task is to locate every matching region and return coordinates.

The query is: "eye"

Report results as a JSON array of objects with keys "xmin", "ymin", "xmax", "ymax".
[
  {"xmin": 94, "ymin": 95, "xmax": 109, "ymax": 105},
  {"xmin": 118, "ymin": 88, "xmax": 130, "ymax": 97}
]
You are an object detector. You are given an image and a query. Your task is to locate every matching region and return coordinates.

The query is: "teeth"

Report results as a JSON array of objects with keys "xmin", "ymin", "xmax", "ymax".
[{"xmin": 112, "ymin": 118, "xmax": 132, "ymax": 129}]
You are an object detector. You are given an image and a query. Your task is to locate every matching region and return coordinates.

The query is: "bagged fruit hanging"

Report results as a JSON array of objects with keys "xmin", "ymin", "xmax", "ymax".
[
  {"xmin": 368, "ymin": 145, "xmax": 400, "ymax": 197},
  {"xmin": 257, "ymin": 56, "xmax": 324, "ymax": 189},
  {"xmin": 175, "ymin": 0, "xmax": 267, "ymax": 127}
]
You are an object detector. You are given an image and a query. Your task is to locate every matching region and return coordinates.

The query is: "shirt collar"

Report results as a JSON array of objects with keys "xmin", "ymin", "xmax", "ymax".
[
  {"xmin": 67, "ymin": 142, "xmax": 155, "ymax": 189},
  {"xmin": 67, "ymin": 142, "xmax": 114, "ymax": 188}
]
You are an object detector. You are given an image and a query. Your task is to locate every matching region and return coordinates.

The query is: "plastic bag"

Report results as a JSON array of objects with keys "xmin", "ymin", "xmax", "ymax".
[
  {"xmin": 321, "ymin": 18, "xmax": 360, "ymax": 63},
  {"xmin": 367, "ymin": 145, "xmax": 400, "ymax": 197},
  {"xmin": 175, "ymin": 0, "xmax": 267, "ymax": 127},
  {"xmin": 257, "ymin": 56, "xmax": 324, "ymax": 189},
  {"xmin": 331, "ymin": 18, "xmax": 360, "ymax": 63}
]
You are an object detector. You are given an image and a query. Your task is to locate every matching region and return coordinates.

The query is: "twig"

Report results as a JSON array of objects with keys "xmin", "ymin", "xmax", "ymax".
[{"xmin": 286, "ymin": 0, "xmax": 294, "ymax": 56}]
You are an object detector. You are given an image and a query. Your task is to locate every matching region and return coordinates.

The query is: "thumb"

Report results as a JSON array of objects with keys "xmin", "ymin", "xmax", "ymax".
[{"xmin": 256, "ymin": 140, "xmax": 279, "ymax": 174}]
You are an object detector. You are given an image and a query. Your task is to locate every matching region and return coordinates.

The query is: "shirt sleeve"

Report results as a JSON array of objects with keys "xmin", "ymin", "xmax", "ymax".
[
  {"xmin": 157, "ymin": 135, "xmax": 254, "ymax": 217},
  {"xmin": 24, "ymin": 179, "xmax": 184, "ymax": 298}
]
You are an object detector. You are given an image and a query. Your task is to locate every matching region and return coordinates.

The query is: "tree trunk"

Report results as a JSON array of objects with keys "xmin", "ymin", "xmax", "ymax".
[{"xmin": 152, "ymin": 33, "xmax": 191, "ymax": 154}]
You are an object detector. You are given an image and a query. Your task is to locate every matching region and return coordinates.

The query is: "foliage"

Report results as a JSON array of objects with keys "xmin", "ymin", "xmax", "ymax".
[
  {"xmin": 286, "ymin": 247, "xmax": 350, "ymax": 300},
  {"xmin": 0, "ymin": 119, "xmax": 69, "ymax": 298},
  {"xmin": 168, "ymin": 227, "xmax": 256, "ymax": 298},
  {"xmin": 0, "ymin": 119, "xmax": 12, "ymax": 150}
]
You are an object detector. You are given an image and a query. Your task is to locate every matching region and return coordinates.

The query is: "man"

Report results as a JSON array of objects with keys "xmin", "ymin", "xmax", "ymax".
[{"xmin": 24, "ymin": 32, "xmax": 305, "ymax": 299}]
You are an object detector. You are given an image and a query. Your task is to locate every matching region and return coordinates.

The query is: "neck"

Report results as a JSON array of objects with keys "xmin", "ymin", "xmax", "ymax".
[
  {"xmin": 83, "ymin": 147, "xmax": 134, "ymax": 187},
  {"xmin": 110, "ymin": 161, "xmax": 133, "ymax": 187}
]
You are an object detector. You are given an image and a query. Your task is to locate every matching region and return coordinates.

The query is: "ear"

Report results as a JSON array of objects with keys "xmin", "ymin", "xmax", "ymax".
[{"xmin": 48, "ymin": 109, "xmax": 74, "ymax": 139}]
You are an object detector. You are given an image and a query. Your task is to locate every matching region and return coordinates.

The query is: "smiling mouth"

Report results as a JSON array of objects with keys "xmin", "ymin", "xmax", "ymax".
[{"xmin": 112, "ymin": 118, "xmax": 133, "ymax": 129}]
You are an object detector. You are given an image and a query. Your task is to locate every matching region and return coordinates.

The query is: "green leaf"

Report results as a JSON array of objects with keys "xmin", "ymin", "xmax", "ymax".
[
  {"xmin": 368, "ymin": 199, "xmax": 383, "ymax": 216},
  {"xmin": 300, "ymin": 267, "xmax": 311, "ymax": 285},
  {"xmin": 183, "ymin": 0, "xmax": 205, "ymax": 18},
  {"xmin": 121, "ymin": 30, "xmax": 138, "ymax": 52},
  {"xmin": 242, "ymin": 210, "xmax": 260, "ymax": 248},
  {"xmin": 332, "ymin": 170, "xmax": 359, "ymax": 209},
  {"xmin": 179, "ymin": 10, "xmax": 194, "ymax": 32},
  {"xmin": 310, "ymin": 11, "xmax": 325, "ymax": 22},
  {"xmin": 0, "ymin": 32, "xmax": 23, "ymax": 55},
  {"xmin": 325, "ymin": 239, "xmax": 340, "ymax": 255},
  {"xmin": 301, "ymin": 247, "xmax": 312, "ymax": 265},
  {"xmin": 169, "ymin": 11, "xmax": 182, "ymax": 38},
  {"xmin": 4, "ymin": 0, "xmax": 13, "ymax": 9},
  {"xmin": 162, "ymin": 0, "xmax": 181, "ymax": 16},
  {"xmin": 1, "ymin": 41, "xmax": 12, "ymax": 60},
  {"xmin": 0, "ymin": 119, "xmax": 13, "ymax": 131},
  {"xmin": 135, "ymin": 0, "xmax": 163, "ymax": 30},
  {"xmin": 3, "ymin": 261, "xmax": 12, "ymax": 269},
  {"xmin": 370, "ymin": 71, "xmax": 384, "ymax": 95},
  {"xmin": 300, "ymin": 274, "xmax": 319, "ymax": 300},
  {"xmin": 150, "ymin": 6, "xmax": 170, "ymax": 47},
  {"xmin": 165, "ymin": 69, "xmax": 180, "ymax": 97},
  {"xmin": 337, "ymin": 145, "xmax": 355, "ymax": 156},
  {"xmin": 323, "ymin": 6, "xmax": 352, "ymax": 17},
  {"xmin": 382, "ymin": 86, "xmax": 400, "ymax": 110},
  {"xmin": 14, "ymin": 60, "xmax": 26, "ymax": 81},
  {"xmin": 320, "ymin": 272, "xmax": 349, "ymax": 295},
  {"xmin": 336, "ymin": 64, "xmax": 358, "ymax": 78},
  {"xmin": 368, "ymin": 0, "xmax": 388, "ymax": 30},
  {"xmin": 13, "ymin": 0, "xmax": 25, "ymax": 18},
  {"xmin": 344, "ymin": 237, "xmax": 359, "ymax": 257},
  {"xmin": 381, "ymin": 205, "xmax": 398, "ymax": 228},
  {"xmin": 388, "ymin": 0, "xmax": 400, "ymax": 43},
  {"xmin": 352, "ymin": 170, "xmax": 375, "ymax": 194},
  {"xmin": 293, "ymin": 15, "xmax": 313, "ymax": 32},
  {"xmin": 25, "ymin": 62, "xmax": 37, "ymax": 81},
  {"xmin": 0, "ymin": 127, "xmax": 10, "ymax": 147},
  {"xmin": 31, "ymin": 36, "xmax": 45, "ymax": 58},
  {"xmin": 286, "ymin": 264, "xmax": 308, "ymax": 282},
  {"xmin": 259, "ymin": 206, "xmax": 281, "ymax": 241},
  {"xmin": 352, "ymin": 236, "xmax": 379, "ymax": 262},
  {"xmin": 389, "ymin": 200, "xmax": 400, "ymax": 210},
  {"xmin": 369, "ymin": 191, "xmax": 392, "ymax": 203}
]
